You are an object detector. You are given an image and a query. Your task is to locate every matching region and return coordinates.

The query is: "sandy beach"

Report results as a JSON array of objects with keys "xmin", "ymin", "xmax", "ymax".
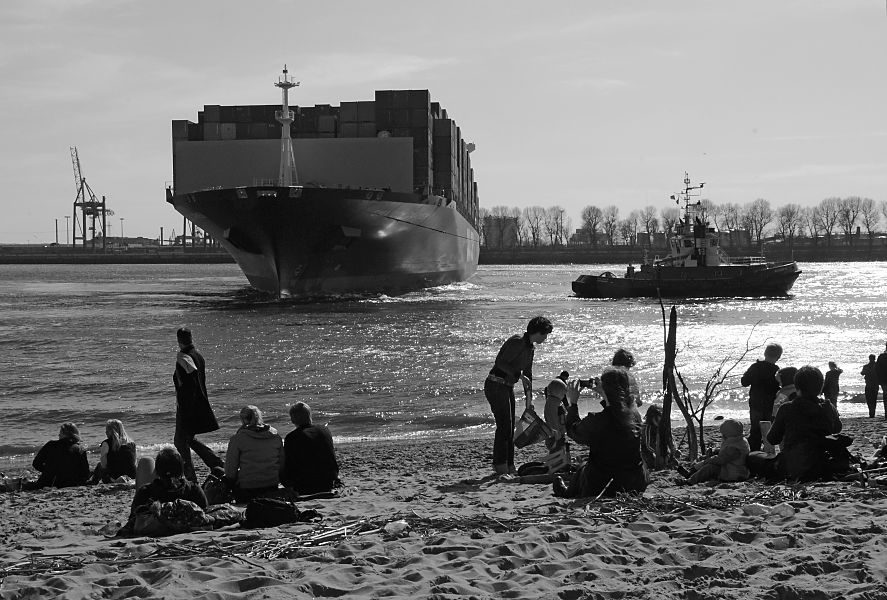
[{"xmin": 2, "ymin": 417, "xmax": 887, "ymax": 599}]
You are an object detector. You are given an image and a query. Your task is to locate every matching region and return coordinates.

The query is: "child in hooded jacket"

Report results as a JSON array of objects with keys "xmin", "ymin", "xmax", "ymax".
[{"xmin": 687, "ymin": 419, "xmax": 750, "ymax": 484}]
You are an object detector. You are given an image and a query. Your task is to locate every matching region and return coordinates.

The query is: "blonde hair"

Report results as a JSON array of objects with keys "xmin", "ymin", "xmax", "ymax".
[
  {"xmin": 105, "ymin": 419, "xmax": 132, "ymax": 452},
  {"xmin": 240, "ymin": 405, "xmax": 264, "ymax": 428}
]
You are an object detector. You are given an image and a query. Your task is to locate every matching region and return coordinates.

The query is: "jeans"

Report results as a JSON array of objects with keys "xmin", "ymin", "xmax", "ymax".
[{"xmin": 485, "ymin": 378, "xmax": 515, "ymax": 468}]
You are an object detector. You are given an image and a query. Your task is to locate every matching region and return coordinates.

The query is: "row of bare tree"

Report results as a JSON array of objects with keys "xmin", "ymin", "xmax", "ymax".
[{"xmin": 482, "ymin": 196, "xmax": 885, "ymax": 248}]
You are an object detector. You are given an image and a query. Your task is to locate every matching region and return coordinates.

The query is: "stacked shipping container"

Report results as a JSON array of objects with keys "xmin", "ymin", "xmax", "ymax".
[{"xmin": 172, "ymin": 90, "xmax": 479, "ymax": 228}]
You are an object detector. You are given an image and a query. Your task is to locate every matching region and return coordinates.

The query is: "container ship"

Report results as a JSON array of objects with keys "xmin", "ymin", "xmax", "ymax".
[
  {"xmin": 166, "ymin": 68, "xmax": 480, "ymax": 296},
  {"xmin": 572, "ymin": 173, "xmax": 801, "ymax": 299}
]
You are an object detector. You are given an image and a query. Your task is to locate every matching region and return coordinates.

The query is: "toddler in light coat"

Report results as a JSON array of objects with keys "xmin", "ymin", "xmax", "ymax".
[{"xmin": 688, "ymin": 419, "xmax": 750, "ymax": 484}]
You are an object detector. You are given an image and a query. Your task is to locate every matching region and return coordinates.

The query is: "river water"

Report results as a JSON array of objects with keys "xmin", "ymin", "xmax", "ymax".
[{"xmin": 1, "ymin": 261, "xmax": 882, "ymax": 469}]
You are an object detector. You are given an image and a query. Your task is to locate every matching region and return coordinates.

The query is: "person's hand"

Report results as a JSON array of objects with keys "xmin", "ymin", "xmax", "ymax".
[{"xmin": 566, "ymin": 379, "xmax": 581, "ymax": 405}]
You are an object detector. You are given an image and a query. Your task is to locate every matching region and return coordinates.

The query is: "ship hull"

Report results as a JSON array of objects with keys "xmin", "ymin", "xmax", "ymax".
[
  {"xmin": 572, "ymin": 262, "xmax": 801, "ymax": 299},
  {"xmin": 170, "ymin": 186, "xmax": 479, "ymax": 296}
]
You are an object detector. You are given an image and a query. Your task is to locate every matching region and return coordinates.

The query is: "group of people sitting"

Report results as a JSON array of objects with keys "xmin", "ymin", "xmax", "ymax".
[
  {"xmin": 26, "ymin": 402, "xmax": 341, "ymax": 517},
  {"xmin": 24, "ymin": 419, "xmax": 137, "ymax": 490},
  {"xmin": 543, "ymin": 356, "xmax": 845, "ymax": 498}
]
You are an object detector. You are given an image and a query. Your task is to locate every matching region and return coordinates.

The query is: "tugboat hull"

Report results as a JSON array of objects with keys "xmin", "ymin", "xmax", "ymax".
[{"xmin": 572, "ymin": 262, "xmax": 801, "ymax": 299}]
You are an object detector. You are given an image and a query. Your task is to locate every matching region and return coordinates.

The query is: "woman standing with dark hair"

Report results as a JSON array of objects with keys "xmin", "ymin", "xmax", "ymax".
[
  {"xmin": 31, "ymin": 422, "xmax": 90, "ymax": 488},
  {"xmin": 562, "ymin": 367, "xmax": 649, "ymax": 497},
  {"xmin": 484, "ymin": 316, "xmax": 553, "ymax": 475}
]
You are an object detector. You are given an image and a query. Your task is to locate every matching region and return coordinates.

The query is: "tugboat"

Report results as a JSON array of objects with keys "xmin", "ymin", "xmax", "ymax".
[{"xmin": 571, "ymin": 173, "xmax": 801, "ymax": 299}]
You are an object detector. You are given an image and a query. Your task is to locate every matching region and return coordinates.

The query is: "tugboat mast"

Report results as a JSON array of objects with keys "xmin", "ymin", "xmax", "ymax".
[{"xmin": 275, "ymin": 65, "xmax": 300, "ymax": 186}]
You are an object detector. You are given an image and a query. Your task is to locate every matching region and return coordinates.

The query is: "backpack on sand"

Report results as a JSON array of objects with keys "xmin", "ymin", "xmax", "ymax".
[{"xmin": 242, "ymin": 497, "xmax": 301, "ymax": 529}]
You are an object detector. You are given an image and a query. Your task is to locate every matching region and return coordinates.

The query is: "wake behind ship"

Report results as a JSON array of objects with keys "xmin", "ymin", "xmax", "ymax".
[{"xmin": 167, "ymin": 68, "xmax": 480, "ymax": 296}]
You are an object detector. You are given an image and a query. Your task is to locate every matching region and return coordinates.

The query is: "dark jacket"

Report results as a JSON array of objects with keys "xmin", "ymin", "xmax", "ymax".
[
  {"xmin": 565, "ymin": 404, "xmax": 649, "ymax": 497},
  {"xmin": 103, "ymin": 440, "xmax": 138, "ymax": 479},
  {"xmin": 740, "ymin": 360, "xmax": 780, "ymax": 413},
  {"xmin": 489, "ymin": 333, "xmax": 535, "ymax": 385},
  {"xmin": 173, "ymin": 345, "xmax": 219, "ymax": 435},
  {"xmin": 876, "ymin": 352, "xmax": 887, "ymax": 385},
  {"xmin": 862, "ymin": 361, "xmax": 879, "ymax": 387},
  {"xmin": 32, "ymin": 438, "xmax": 90, "ymax": 488},
  {"xmin": 283, "ymin": 423, "xmax": 339, "ymax": 494},
  {"xmin": 129, "ymin": 478, "xmax": 208, "ymax": 518},
  {"xmin": 767, "ymin": 395, "xmax": 842, "ymax": 481}
]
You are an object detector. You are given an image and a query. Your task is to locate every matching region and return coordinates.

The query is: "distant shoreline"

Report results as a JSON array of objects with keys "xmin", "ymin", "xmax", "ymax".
[{"xmin": 2, "ymin": 244, "xmax": 886, "ymax": 265}]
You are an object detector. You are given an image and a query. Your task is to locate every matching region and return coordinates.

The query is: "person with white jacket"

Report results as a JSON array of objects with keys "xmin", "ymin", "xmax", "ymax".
[{"xmin": 224, "ymin": 405, "xmax": 284, "ymax": 503}]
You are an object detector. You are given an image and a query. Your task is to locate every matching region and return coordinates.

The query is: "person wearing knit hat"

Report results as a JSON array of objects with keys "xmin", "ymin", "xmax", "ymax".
[
  {"xmin": 543, "ymin": 377, "xmax": 569, "ymax": 449},
  {"xmin": 173, "ymin": 326, "xmax": 223, "ymax": 482}
]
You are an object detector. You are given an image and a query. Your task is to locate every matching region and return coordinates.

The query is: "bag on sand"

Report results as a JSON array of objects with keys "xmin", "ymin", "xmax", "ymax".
[
  {"xmin": 242, "ymin": 497, "xmax": 301, "ymax": 529},
  {"xmin": 202, "ymin": 472, "xmax": 233, "ymax": 505},
  {"xmin": 514, "ymin": 408, "xmax": 552, "ymax": 449},
  {"xmin": 132, "ymin": 499, "xmax": 210, "ymax": 537}
]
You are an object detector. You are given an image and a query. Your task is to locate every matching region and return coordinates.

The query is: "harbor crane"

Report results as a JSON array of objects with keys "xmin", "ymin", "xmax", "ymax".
[{"xmin": 70, "ymin": 146, "xmax": 113, "ymax": 249}]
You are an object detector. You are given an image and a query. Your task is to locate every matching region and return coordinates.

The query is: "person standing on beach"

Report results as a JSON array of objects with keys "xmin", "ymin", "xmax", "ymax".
[
  {"xmin": 740, "ymin": 343, "xmax": 782, "ymax": 452},
  {"xmin": 876, "ymin": 343, "xmax": 887, "ymax": 420},
  {"xmin": 861, "ymin": 354, "xmax": 879, "ymax": 418},
  {"xmin": 822, "ymin": 361, "xmax": 842, "ymax": 409},
  {"xmin": 173, "ymin": 327, "xmax": 223, "ymax": 482},
  {"xmin": 484, "ymin": 316, "xmax": 553, "ymax": 475}
]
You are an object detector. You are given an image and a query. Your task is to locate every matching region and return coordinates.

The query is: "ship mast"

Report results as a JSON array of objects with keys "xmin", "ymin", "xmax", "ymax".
[{"xmin": 275, "ymin": 65, "xmax": 300, "ymax": 186}]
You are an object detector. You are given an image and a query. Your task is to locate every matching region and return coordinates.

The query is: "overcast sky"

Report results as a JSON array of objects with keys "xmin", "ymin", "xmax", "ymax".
[{"xmin": 1, "ymin": 0, "xmax": 885, "ymax": 244}]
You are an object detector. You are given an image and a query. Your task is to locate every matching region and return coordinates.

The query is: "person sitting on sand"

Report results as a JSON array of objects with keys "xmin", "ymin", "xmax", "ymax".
[
  {"xmin": 128, "ymin": 447, "xmax": 207, "ymax": 518},
  {"xmin": 561, "ymin": 367, "xmax": 648, "ymax": 497},
  {"xmin": 611, "ymin": 348, "xmax": 642, "ymax": 407},
  {"xmin": 117, "ymin": 447, "xmax": 208, "ymax": 536},
  {"xmin": 89, "ymin": 419, "xmax": 137, "ymax": 484},
  {"xmin": 283, "ymin": 402, "xmax": 340, "ymax": 495},
  {"xmin": 685, "ymin": 419, "xmax": 750, "ymax": 484},
  {"xmin": 224, "ymin": 405, "xmax": 284, "ymax": 503},
  {"xmin": 542, "ymin": 377, "xmax": 569, "ymax": 450},
  {"xmin": 29, "ymin": 422, "xmax": 90, "ymax": 489},
  {"xmin": 772, "ymin": 366, "xmax": 798, "ymax": 418},
  {"xmin": 766, "ymin": 365, "xmax": 842, "ymax": 482}
]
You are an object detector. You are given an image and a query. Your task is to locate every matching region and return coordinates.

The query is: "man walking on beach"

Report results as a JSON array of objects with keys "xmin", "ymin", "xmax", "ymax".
[
  {"xmin": 875, "ymin": 343, "xmax": 887, "ymax": 420},
  {"xmin": 740, "ymin": 342, "xmax": 782, "ymax": 452},
  {"xmin": 173, "ymin": 327, "xmax": 223, "ymax": 482}
]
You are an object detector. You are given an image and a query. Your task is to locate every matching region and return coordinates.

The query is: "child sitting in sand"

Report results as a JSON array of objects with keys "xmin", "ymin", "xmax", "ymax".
[
  {"xmin": 686, "ymin": 419, "xmax": 750, "ymax": 484},
  {"xmin": 542, "ymin": 377, "xmax": 568, "ymax": 450},
  {"xmin": 772, "ymin": 366, "xmax": 798, "ymax": 417}
]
